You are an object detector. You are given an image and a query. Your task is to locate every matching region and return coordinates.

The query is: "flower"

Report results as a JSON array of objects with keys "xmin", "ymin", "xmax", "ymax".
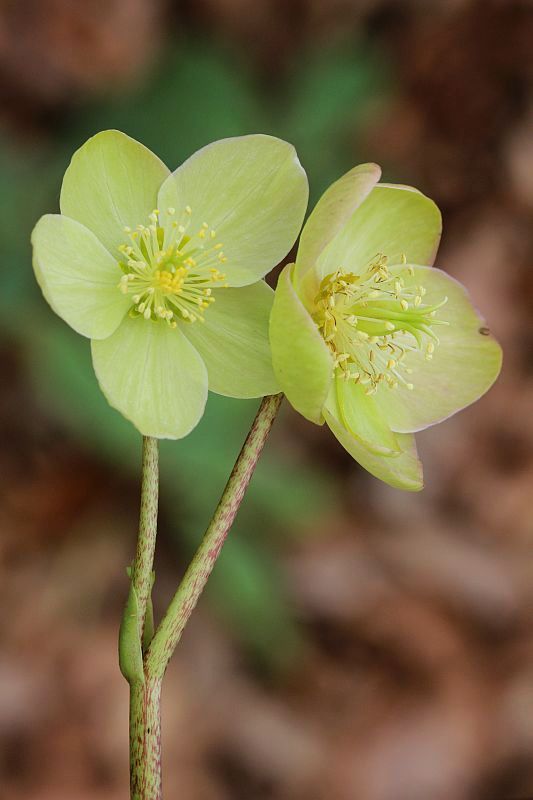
[
  {"xmin": 32, "ymin": 130, "xmax": 308, "ymax": 438},
  {"xmin": 270, "ymin": 164, "xmax": 502, "ymax": 490}
]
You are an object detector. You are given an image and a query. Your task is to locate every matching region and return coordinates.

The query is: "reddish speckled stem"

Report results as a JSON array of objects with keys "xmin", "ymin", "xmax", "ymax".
[
  {"xmin": 128, "ymin": 395, "xmax": 282, "ymax": 797},
  {"xmin": 131, "ymin": 436, "xmax": 159, "ymax": 642},
  {"xmin": 128, "ymin": 436, "xmax": 160, "ymax": 799},
  {"xmin": 145, "ymin": 393, "xmax": 283, "ymax": 680},
  {"xmin": 130, "ymin": 677, "xmax": 162, "ymax": 800}
]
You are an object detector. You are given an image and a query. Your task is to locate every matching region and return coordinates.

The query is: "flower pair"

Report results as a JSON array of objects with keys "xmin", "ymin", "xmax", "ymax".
[{"xmin": 32, "ymin": 131, "xmax": 501, "ymax": 489}]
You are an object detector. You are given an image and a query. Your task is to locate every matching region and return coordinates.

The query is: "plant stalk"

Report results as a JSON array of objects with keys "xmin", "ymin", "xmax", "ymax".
[
  {"xmin": 131, "ymin": 436, "xmax": 159, "ymax": 642},
  {"xmin": 127, "ymin": 395, "xmax": 282, "ymax": 798},
  {"xmin": 130, "ymin": 677, "xmax": 163, "ymax": 800},
  {"xmin": 145, "ymin": 393, "xmax": 283, "ymax": 681},
  {"xmin": 126, "ymin": 436, "xmax": 160, "ymax": 799}
]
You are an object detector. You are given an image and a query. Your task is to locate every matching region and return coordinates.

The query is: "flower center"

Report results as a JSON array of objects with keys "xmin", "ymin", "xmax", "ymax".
[
  {"xmin": 117, "ymin": 207, "xmax": 228, "ymax": 326},
  {"xmin": 313, "ymin": 254, "xmax": 448, "ymax": 394}
]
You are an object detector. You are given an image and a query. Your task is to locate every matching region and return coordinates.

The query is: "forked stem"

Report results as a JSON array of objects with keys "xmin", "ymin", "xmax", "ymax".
[
  {"xmin": 146, "ymin": 393, "xmax": 283, "ymax": 679},
  {"xmin": 127, "ymin": 394, "xmax": 283, "ymax": 798}
]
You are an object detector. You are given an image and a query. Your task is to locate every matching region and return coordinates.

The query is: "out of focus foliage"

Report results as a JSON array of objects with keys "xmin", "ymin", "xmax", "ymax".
[
  {"xmin": 4, "ymin": 1, "xmax": 533, "ymax": 798},
  {"xmin": 1, "ymin": 38, "xmax": 385, "ymax": 660}
]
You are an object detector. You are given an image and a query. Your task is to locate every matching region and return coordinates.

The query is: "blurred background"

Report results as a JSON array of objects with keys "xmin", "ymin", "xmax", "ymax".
[{"xmin": 0, "ymin": 0, "xmax": 532, "ymax": 798}]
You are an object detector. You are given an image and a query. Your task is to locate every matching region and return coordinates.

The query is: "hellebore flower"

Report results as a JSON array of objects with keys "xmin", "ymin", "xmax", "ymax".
[
  {"xmin": 32, "ymin": 130, "xmax": 308, "ymax": 438},
  {"xmin": 270, "ymin": 164, "xmax": 502, "ymax": 490}
]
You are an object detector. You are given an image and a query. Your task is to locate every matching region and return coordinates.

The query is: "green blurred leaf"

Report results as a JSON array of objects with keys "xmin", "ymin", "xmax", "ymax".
[
  {"xmin": 5, "ymin": 35, "xmax": 387, "ymax": 662},
  {"xmin": 281, "ymin": 44, "xmax": 389, "ymax": 200},
  {"xmin": 66, "ymin": 43, "xmax": 262, "ymax": 168},
  {"xmin": 21, "ymin": 310, "xmax": 332, "ymax": 659}
]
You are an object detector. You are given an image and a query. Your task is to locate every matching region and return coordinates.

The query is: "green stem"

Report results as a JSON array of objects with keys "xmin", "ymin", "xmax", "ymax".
[
  {"xmin": 131, "ymin": 436, "xmax": 159, "ymax": 643},
  {"xmin": 127, "ymin": 436, "xmax": 160, "ymax": 800},
  {"xmin": 130, "ymin": 677, "xmax": 163, "ymax": 800},
  {"xmin": 145, "ymin": 393, "xmax": 283, "ymax": 681}
]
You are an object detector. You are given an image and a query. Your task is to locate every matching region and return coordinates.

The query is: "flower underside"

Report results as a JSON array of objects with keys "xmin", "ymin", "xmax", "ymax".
[
  {"xmin": 313, "ymin": 255, "xmax": 448, "ymax": 395},
  {"xmin": 118, "ymin": 207, "xmax": 228, "ymax": 325}
]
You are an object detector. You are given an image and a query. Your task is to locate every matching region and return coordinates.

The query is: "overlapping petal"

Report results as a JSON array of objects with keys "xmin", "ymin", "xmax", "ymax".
[
  {"xmin": 182, "ymin": 281, "xmax": 279, "ymax": 399},
  {"xmin": 316, "ymin": 184, "xmax": 442, "ymax": 281},
  {"xmin": 270, "ymin": 264, "xmax": 333, "ymax": 424},
  {"xmin": 60, "ymin": 130, "xmax": 169, "ymax": 256},
  {"xmin": 91, "ymin": 316, "xmax": 208, "ymax": 439},
  {"xmin": 32, "ymin": 214, "xmax": 130, "ymax": 339},
  {"xmin": 374, "ymin": 265, "xmax": 503, "ymax": 433},
  {"xmin": 294, "ymin": 163, "xmax": 381, "ymax": 290},
  {"xmin": 333, "ymin": 377, "xmax": 401, "ymax": 455},
  {"xmin": 324, "ymin": 399, "xmax": 423, "ymax": 492},
  {"xmin": 157, "ymin": 135, "xmax": 309, "ymax": 287}
]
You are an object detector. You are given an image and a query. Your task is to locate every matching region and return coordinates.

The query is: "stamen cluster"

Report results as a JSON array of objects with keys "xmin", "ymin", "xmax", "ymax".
[
  {"xmin": 313, "ymin": 255, "xmax": 448, "ymax": 395},
  {"xmin": 117, "ymin": 207, "xmax": 228, "ymax": 325}
]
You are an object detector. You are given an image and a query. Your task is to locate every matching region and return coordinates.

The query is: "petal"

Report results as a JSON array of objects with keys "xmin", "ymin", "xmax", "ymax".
[
  {"xmin": 333, "ymin": 377, "xmax": 401, "ymax": 455},
  {"xmin": 324, "ymin": 390, "xmax": 423, "ymax": 491},
  {"xmin": 60, "ymin": 130, "xmax": 170, "ymax": 256},
  {"xmin": 32, "ymin": 214, "xmax": 129, "ymax": 339},
  {"xmin": 374, "ymin": 265, "xmax": 502, "ymax": 433},
  {"xmin": 294, "ymin": 163, "xmax": 381, "ymax": 287},
  {"xmin": 270, "ymin": 263, "xmax": 333, "ymax": 424},
  {"xmin": 157, "ymin": 135, "xmax": 309, "ymax": 287},
  {"xmin": 316, "ymin": 183, "xmax": 442, "ymax": 281},
  {"xmin": 91, "ymin": 316, "xmax": 208, "ymax": 439},
  {"xmin": 181, "ymin": 281, "xmax": 279, "ymax": 399}
]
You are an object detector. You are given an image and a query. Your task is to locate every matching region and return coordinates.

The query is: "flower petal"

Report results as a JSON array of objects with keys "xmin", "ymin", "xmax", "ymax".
[
  {"xmin": 333, "ymin": 377, "xmax": 401, "ymax": 455},
  {"xmin": 60, "ymin": 130, "xmax": 170, "ymax": 256},
  {"xmin": 316, "ymin": 183, "xmax": 442, "ymax": 281},
  {"xmin": 323, "ymin": 394, "xmax": 423, "ymax": 491},
  {"xmin": 91, "ymin": 316, "xmax": 208, "ymax": 439},
  {"xmin": 270, "ymin": 263, "xmax": 333, "ymax": 424},
  {"xmin": 157, "ymin": 135, "xmax": 309, "ymax": 287},
  {"xmin": 181, "ymin": 281, "xmax": 279, "ymax": 398},
  {"xmin": 32, "ymin": 214, "xmax": 130, "ymax": 339},
  {"xmin": 374, "ymin": 265, "xmax": 502, "ymax": 433},
  {"xmin": 294, "ymin": 163, "xmax": 381, "ymax": 287}
]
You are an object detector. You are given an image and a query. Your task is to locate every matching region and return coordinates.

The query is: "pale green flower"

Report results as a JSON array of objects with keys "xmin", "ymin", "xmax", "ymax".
[
  {"xmin": 270, "ymin": 164, "xmax": 502, "ymax": 490},
  {"xmin": 32, "ymin": 130, "xmax": 308, "ymax": 438}
]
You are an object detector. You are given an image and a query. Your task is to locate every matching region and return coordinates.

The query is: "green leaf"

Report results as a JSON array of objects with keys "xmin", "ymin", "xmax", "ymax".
[
  {"xmin": 119, "ymin": 582, "xmax": 145, "ymax": 685},
  {"xmin": 70, "ymin": 46, "xmax": 262, "ymax": 168},
  {"xmin": 282, "ymin": 46, "xmax": 388, "ymax": 200},
  {"xmin": 23, "ymin": 316, "xmax": 334, "ymax": 662}
]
